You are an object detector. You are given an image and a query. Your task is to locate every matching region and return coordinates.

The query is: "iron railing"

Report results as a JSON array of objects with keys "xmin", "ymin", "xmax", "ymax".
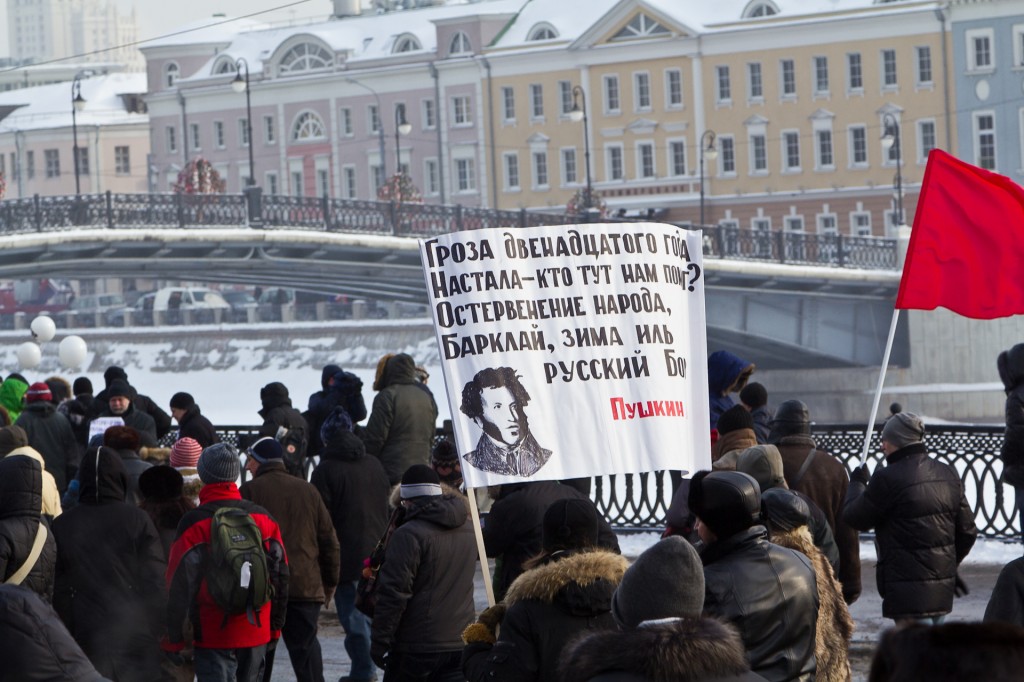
[
  {"xmin": 166, "ymin": 423, "xmax": 1015, "ymax": 539},
  {"xmin": 0, "ymin": 191, "xmax": 898, "ymax": 270}
]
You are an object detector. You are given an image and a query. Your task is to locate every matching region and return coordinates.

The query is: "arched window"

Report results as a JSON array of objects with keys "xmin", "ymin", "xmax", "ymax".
[
  {"xmin": 527, "ymin": 23, "xmax": 558, "ymax": 41},
  {"xmin": 213, "ymin": 58, "xmax": 236, "ymax": 75},
  {"xmin": 164, "ymin": 62, "xmax": 179, "ymax": 88},
  {"xmin": 449, "ymin": 31, "xmax": 472, "ymax": 55},
  {"xmin": 393, "ymin": 34, "xmax": 422, "ymax": 53},
  {"xmin": 612, "ymin": 14, "xmax": 669, "ymax": 40},
  {"xmin": 292, "ymin": 111, "xmax": 326, "ymax": 141},
  {"xmin": 278, "ymin": 42, "xmax": 333, "ymax": 74},
  {"xmin": 743, "ymin": 1, "xmax": 779, "ymax": 18}
]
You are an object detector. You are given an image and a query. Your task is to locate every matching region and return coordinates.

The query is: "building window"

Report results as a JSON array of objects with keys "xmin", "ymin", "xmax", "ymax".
[
  {"xmin": 851, "ymin": 211, "xmax": 871, "ymax": 236},
  {"xmin": 504, "ymin": 153, "xmax": 520, "ymax": 190},
  {"xmin": 881, "ymin": 49, "xmax": 898, "ymax": 88},
  {"xmin": 665, "ymin": 69, "xmax": 683, "ymax": 108},
  {"xmin": 292, "ymin": 170, "xmax": 304, "ymax": 197},
  {"xmin": 847, "ymin": 53, "xmax": 863, "ymax": 91},
  {"xmin": 716, "ymin": 66, "xmax": 731, "ymax": 103},
  {"xmin": 338, "ymin": 166, "xmax": 353, "ymax": 198},
  {"xmin": 455, "ymin": 157, "xmax": 476, "ymax": 191},
  {"xmin": 263, "ymin": 115, "xmax": 275, "ymax": 144},
  {"xmin": 975, "ymin": 112, "xmax": 996, "ymax": 170},
  {"xmin": 750, "ymin": 134, "xmax": 767, "ymax": 172},
  {"xmin": 559, "ymin": 81, "xmax": 574, "ymax": 116},
  {"xmin": 266, "ymin": 172, "xmax": 279, "ymax": 195},
  {"xmin": 279, "ymin": 42, "xmax": 333, "ymax": 74},
  {"xmin": 603, "ymin": 75, "xmax": 620, "ymax": 114},
  {"xmin": 239, "ymin": 118, "xmax": 250, "ymax": 147},
  {"xmin": 317, "ymin": 168, "xmax": 330, "ymax": 198},
  {"xmin": 780, "ymin": 59, "xmax": 796, "ymax": 98},
  {"xmin": 75, "ymin": 147, "xmax": 88, "ymax": 176},
  {"xmin": 369, "ymin": 105, "xmax": 381, "ymax": 134},
  {"xmin": 785, "ymin": 216, "xmax": 805, "ymax": 232},
  {"xmin": 747, "ymin": 62, "xmax": 763, "ymax": 100},
  {"xmin": 967, "ymin": 29, "xmax": 994, "ymax": 72},
  {"xmin": 916, "ymin": 46, "xmax": 933, "ymax": 85},
  {"xmin": 634, "ymin": 72, "xmax": 651, "ymax": 111},
  {"xmin": 214, "ymin": 121, "xmax": 225, "ymax": 149},
  {"xmin": 25, "ymin": 151, "xmax": 34, "ymax": 180},
  {"xmin": 189, "ymin": 123, "xmax": 201, "ymax": 151},
  {"xmin": 918, "ymin": 119, "xmax": 936, "ymax": 162},
  {"xmin": 816, "ymin": 130, "xmax": 834, "ymax": 169},
  {"xmin": 452, "ymin": 96, "xmax": 472, "ymax": 126},
  {"xmin": 612, "ymin": 13, "xmax": 669, "ymax": 40},
  {"xmin": 529, "ymin": 84, "xmax": 544, "ymax": 119},
  {"xmin": 562, "ymin": 148, "xmax": 577, "ymax": 184},
  {"xmin": 606, "ymin": 145, "xmax": 624, "ymax": 181},
  {"xmin": 719, "ymin": 136, "xmax": 736, "ymax": 174},
  {"xmin": 849, "ymin": 125, "xmax": 867, "ymax": 166},
  {"xmin": 527, "ymin": 23, "xmax": 558, "ymax": 41},
  {"xmin": 501, "ymin": 87, "xmax": 515, "ymax": 122},
  {"xmin": 44, "ymin": 149, "xmax": 60, "ymax": 178},
  {"xmin": 393, "ymin": 34, "xmax": 422, "ymax": 53},
  {"xmin": 114, "ymin": 146, "xmax": 130, "ymax": 175},
  {"xmin": 166, "ymin": 126, "xmax": 178, "ymax": 153},
  {"xmin": 637, "ymin": 142, "xmax": 655, "ymax": 178},
  {"xmin": 669, "ymin": 140, "xmax": 686, "ymax": 176},
  {"xmin": 449, "ymin": 31, "xmax": 471, "ymax": 55},
  {"xmin": 424, "ymin": 159, "xmax": 439, "ymax": 195},
  {"xmin": 292, "ymin": 111, "xmax": 326, "ymax": 141},
  {"xmin": 818, "ymin": 213, "xmax": 838, "ymax": 235},
  {"xmin": 532, "ymin": 151, "xmax": 549, "ymax": 188},
  {"xmin": 340, "ymin": 108, "xmax": 353, "ymax": 136},
  {"xmin": 164, "ymin": 62, "xmax": 179, "ymax": 88},
  {"xmin": 782, "ymin": 130, "xmax": 800, "ymax": 170},
  {"xmin": 813, "ymin": 56, "xmax": 829, "ymax": 95},
  {"xmin": 422, "ymin": 99, "xmax": 436, "ymax": 129}
]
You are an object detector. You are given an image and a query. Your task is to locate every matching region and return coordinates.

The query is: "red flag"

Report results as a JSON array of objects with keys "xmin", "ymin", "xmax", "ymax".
[{"xmin": 896, "ymin": 149, "xmax": 1024, "ymax": 319}]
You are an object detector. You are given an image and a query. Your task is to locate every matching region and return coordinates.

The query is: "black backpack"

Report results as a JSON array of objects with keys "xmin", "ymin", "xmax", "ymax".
[{"xmin": 206, "ymin": 507, "xmax": 272, "ymax": 627}]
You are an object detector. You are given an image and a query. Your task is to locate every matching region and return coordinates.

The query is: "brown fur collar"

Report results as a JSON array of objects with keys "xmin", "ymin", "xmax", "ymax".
[
  {"xmin": 560, "ymin": 616, "xmax": 752, "ymax": 682},
  {"xmin": 504, "ymin": 550, "xmax": 628, "ymax": 606}
]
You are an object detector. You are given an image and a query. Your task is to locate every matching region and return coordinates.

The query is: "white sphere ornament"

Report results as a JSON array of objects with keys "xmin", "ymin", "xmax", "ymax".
[
  {"xmin": 58, "ymin": 335, "xmax": 88, "ymax": 368},
  {"xmin": 16, "ymin": 341, "xmax": 41, "ymax": 369},
  {"xmin": 30, "ymin": 315, "xmax": 57, "ymax": 342}
]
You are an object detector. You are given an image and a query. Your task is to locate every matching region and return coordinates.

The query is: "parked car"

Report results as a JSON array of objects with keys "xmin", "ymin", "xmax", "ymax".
[
  {"xmin": 67, "ymin": 293, "xmax": 127, "ymax": 327},
  {"xmin": 153, "ymin": 287, "xmax": 230, "ymax": 324},
  {"xmin": 222, "ymin": 290, "xmax": 258, "ymax": 322},
  {"xmin": 105, "ymin": 292, "xmax": 156, "ymax": 327}
]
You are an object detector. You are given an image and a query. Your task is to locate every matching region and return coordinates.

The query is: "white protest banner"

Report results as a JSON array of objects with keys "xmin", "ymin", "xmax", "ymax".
[
  {"xmin": 87, "ymin": 416, "xmax": 124, "ymax": 444},
  {"xmin": 420, "ymin": 222, "xmax": 710, "ymax": 488}
]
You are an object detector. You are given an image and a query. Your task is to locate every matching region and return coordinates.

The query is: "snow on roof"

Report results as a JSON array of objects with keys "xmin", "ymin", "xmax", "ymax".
[
  {"xmin": 140, "ymin": 16, "xmax": 270, "ymax": 50},
  {"xmin": 0, "ymin": 73, "xmax": 149, "ymax": 133}
]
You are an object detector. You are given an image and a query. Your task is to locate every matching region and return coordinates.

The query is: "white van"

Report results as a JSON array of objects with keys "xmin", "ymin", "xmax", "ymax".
[{"xmin": 153, "ymin": 287, "xmax": 230, "ymax": 323}]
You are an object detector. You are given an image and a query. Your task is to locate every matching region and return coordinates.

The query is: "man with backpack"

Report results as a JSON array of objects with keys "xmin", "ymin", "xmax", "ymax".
[{"xmin": 165, "ymin": 443, "xmax": 290, "ymax": 682}]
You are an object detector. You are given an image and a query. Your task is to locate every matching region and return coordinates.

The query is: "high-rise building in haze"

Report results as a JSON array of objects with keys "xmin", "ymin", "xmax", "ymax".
[{"xmin": 7, "ymin": 0, "xmax": 142, "ymax": 69}]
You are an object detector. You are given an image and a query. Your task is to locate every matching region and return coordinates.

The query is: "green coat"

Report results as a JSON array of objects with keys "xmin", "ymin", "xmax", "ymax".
[{"xmin": 0, "ymin": 377, "xmax": 28, "ymax": 422}]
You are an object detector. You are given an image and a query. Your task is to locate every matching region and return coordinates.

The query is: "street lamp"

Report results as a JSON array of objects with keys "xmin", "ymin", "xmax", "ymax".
[
  {"xmin": 231, "ymin": 58, "xmax": 256, "ymax": 186},
  {"xmin": 346, "ymin": 77, "xmax": 388, "ymax": 186},
  {"xmin": 71, "ymin": 75, "xmax": 87, "ymax": 196},
  {"xmin": 881, "ymin": 113, "xmax": 904, "ymax": 229},
  {"xmin": 568, "ymin": 85, "xmax": 593, "ymax": 215},
  {"xmin": 699, "ymin": 129, "xmax": 718, "ymax": 226},
  {"xmin": 394, "ymin": 104, "xmax": 411, "ymax": 173}
]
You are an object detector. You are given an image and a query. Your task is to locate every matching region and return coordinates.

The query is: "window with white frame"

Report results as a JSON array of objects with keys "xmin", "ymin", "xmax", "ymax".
[
  {"xmin": 752, "ymin": 217, "xmax": 772, "ymax": 257},
  {"xmin": 785, "ymin": 215, "xmax": 805, "ymax": 232},
  {"xmin": 780, "ymin": 59, "xmax": 796, "ymax": 98},
  {"xmin": 669, "ymin": 140, "xmax": 686, "ymax": 176},
  {"xmin": 263, "ymin": 116, "xmax": 275, "ymax": 144},
  {"xmin": 266, "ymin": 172, "xmax": 279, "ymax": 195},
  {"xmin": 371, "ymin": 164, "xmax": 384, "ymax": 192},
  {"xmin": 636, "ymin": 142, "xmax": 655, "ymax": 178},
  {"xmin": 342, "ymin": 166, "xmax": 356, "ymax": 198},
  {"xmin": 369, "ymin": 105, "xmax": 381, "ymax": 134},
  {"xmin": 612, "ymin": 13, "xmax": 669, "ymax": 39},
  {"xmin": 559, "ymin": 81, "xmax": 574, "ymax": 116},
  {"xmin": 164, "ymin": 62, "xmax": 179, "ymax": 88},
  {"xmin": 782, "ymin": 131, "xmax": 800, "ymax": 171},
  {"xmin": 747, "ymin": 62, "xmax": 763, "ymax": 101},
  {"xmin": 847, "ymin": 53, "xmax": 863, "ymax": 91},
  {"xmin": 392, "ymin": 35, "xmax": 421, "ymax": 54},
  {"xmin": 292, "ymin": 169, "xmax": 304, "ymax": 197},
  {"xmin": 849, "ymin": 125, "xmax": 867, "ymax": 166},
  {"xmin": 452, "ymin": 96, "xmax": 472, "ymax": 126},
  {"xmin": 749, "ymin": 133, "xmax": 767, "ymax": 173},
  {"xmin": 279, "ymin": 42, "xmax": 333, "ymax": 74},
  {"xmin": 974, "ymin": 111, "xmax": 996, "ymax": 170},
  {"xmin": 562, "ymin": 148, "xmax": 577, "ymax": 184},
  {"xmin": 818, "ymin": 213, "xmax": 838, "ymax": 235},
  {"xmin": 455, "ymin": 157, "xmax": 476, "ymax": 192},
  {"xmin": 816, "ymin": 129, "xmax": 834, "ymax": 169},
  {"xmin": 606, "ymin": 144, "xmax": 624, "ymax": 181},
  {"xmin": 504, "ymin": 153, "xmax": 520, "ymax": 190},
  {"xmin": 634, "ymin": 72, "xmax": 651, "ymax": 111},
  {"xmin": 449, "ymin": 31, "xmax": 471, "ymax": 55},
  {"xmin": 1013, "ymin": 25, "xmax": 1024, "ymax": 68},
  {"xmin": 851, "ymin": 211, "xmax": 871, "ymax": 236},
  {"xmin": 422, "ymin": 99, "xmax": 436, "ymax": 129},
  {"xmin": 317, "ymin": 168, "xmax": 329, "ymax": 198},
  {"xmin": 114, "ymin": 146, "xmax": 130, "ymax": 175},
  {"xmin": 239, "ymin": 118, "xmax": 250, "ymax": 147},
  {"xmin": 214, "ymin": 121, "xmax": 225, "ymax": 148},
  {"xmin": 340, "ymin": 108, "xmax": 353, "ymax": 136},
  {"xmin": 189, "ymin": 123, "xmax": 201, "ymax": 151},
  {"xmin": 167, "ymin": 126, "xmax": 178, "ymax": 154},
  {"xmin": 665, "ymin": 69, "xmax": 683, "ymax": 108},
  {"xmin": 424, "ymin": 159, "xmax": 439, "ymax": 195},
  {"xmin": 916, "ymin": 46, "xmax": 933, "ymax": 85},
  {"xmin": 603, "ymin": 75, "xmax": 620, "ymax": 114},
  {"xmin": 75, "ymin": 147, "xmax": 88, "ymax": 176},
  {"xmin": 813, "ymin": 56, "xmax": 829, "ymax": 95},
  {"xmin": 292, "ymin": 111, "xmax": 326, "ymax": 141},
  {"xmin": 917, "ymin": 119, "xmax": 936, "ymax": 162},
  {"xmin": 719, "ymin": 136, "xmax": 736, "ymax": 174},
  {"xmin": 527, "ymin": 23, "xmax": 558, "ymax": 41},
  {"xmin": 532, "ymin": 151, "xmax": 549, "ymax": 188},
  {"xmin": 967, "ymin": 29, "xmax": 994, "ymax": 72},
  {"xmin": 501, "ymin": 87, "xmax": 515, "ymax": 122},
  {"xmin": 881, "ymin": 49, "xmax": 898, "ymax": 88},
  {"xmin": 716, "ymin": 66, "xmax": 731, "ymax": 103},
  {"xmin": 529, "ymin": 84, "xmax": 544, "ymax": 119}
]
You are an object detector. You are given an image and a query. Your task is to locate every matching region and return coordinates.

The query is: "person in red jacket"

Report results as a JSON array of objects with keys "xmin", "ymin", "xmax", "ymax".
[{"xmin": 164, "ymin": 443, "xmax": 289, "ymax": 682}]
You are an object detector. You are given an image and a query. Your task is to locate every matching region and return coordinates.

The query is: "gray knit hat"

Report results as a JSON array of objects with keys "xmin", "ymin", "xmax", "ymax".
[
  {"xmin": 881, "ymin": 412, "xmax": 925, "ymax": 450},
  {"xmin": 612, "ymin": 536, "xmax": 704, "ymax": 628},
  {"xmin": 197, "ymin": 443, "xmax": 241, "ymax": 484}
]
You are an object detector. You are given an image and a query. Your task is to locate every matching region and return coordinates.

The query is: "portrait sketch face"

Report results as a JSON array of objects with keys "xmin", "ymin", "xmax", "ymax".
[{"xmin": 477, "ymin": 385, "xmax": 524, "ymax": 446}]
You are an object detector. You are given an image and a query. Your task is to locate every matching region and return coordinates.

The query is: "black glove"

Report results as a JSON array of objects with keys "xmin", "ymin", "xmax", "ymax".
[
  {"xmin": 850, "ymin": 464, "xmax": 870, "ymax": 486},
  {"xmin": 371, "ymin": 642, "xmax": 388, "ymax": 670},
  {"xmin": 955, "ymin": 573, "xmax": 969, "ymax": 598}
]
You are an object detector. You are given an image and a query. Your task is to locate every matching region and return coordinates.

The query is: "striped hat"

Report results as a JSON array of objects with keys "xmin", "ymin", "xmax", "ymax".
[
  {"xmin": 25, "ymin": 382, "xmax": 52, "ymax": 403},
  {"xmin": 170, "ymin": 436, "xmax": 203, "ymax": 468}
]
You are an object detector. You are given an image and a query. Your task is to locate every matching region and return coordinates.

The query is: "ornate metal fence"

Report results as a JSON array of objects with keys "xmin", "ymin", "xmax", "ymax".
[{"xmin": 176, "ymin": 423, "xmax": 1015, "ymax": 538}]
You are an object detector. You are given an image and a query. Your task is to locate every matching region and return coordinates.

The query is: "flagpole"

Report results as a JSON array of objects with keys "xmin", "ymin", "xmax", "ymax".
[
  {"xmin": 465, "ymin": 485, "xmax": 496, "ymax": 606},
  {"xmin": 859, "ymin": 308, "xmax": 901, "ymax": 465}
]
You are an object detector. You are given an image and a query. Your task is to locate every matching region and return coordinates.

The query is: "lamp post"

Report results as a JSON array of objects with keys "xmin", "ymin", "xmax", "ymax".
[
  {"xmin": 881, "ymin": 113, "xmax": 904, "ymax": 229},
  {"xmin": 346, "ymin": 77, "xmax": 388, "ymax": 186},
  {"xmin": 394, "ymin": 104, "xmax": 411, "ymax": 173},
  {"xmin": 231, "ymin": 58, "xmax": 255, "ymax": 186},
  {"xmin": 71, "ymin": 75, "xmax": 86, "ymax": 196},
  {"xmin": 568, "ymin": 85, "xmax": 593, "ymax": 215},
  {"xmin": 698, "ymin": 129, "xmax": 718, "ymax": 227}
]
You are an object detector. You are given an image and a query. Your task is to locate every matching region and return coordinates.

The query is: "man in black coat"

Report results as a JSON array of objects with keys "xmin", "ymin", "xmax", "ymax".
[
  {"xmin": 258, "ymin": 382, "xmax": 309, "ymax": 477},
  {"xmin": 169, "ymin": 391, "xmax": 220, "ymax": 448},
  {"xmin": 95, "ymin": 366, "xmax": 172, "ymax": 440},
  {"xmin": 844, "ymin": 412, "xmax": 977, "ymax": 625},
  {"xmin": 97, "ymin": 380, "xmax": 158, "ymax": 448},
  {"xmin": 15, "ymin": 382, "xmax": 79, "ymax": 494}
]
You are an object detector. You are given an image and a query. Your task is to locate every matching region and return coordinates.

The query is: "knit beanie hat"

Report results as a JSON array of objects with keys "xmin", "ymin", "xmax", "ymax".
[
  {"xmin": 197, "ymin": 443, "xmax": 241, "ymax": 484},
  {"xmin": 72, "ymin": 377, "xmax": 93, "ymax": 395},
  {"xmin": 170, "ymin": 437, "xmax": 203, "ymax": 468},
  {"xmin": 0, "ymin": 425, "xmax": 29, "ymax": 456},
  {"xmin": 104, "ymin": 366, "xmax": 128, "ymax": 385},
  {"xmin": 400, "ymin": 464, "xmax": 442, "ymax": 499},
  {"xmin": 431, "ymin": 438, "xmax": 459, "ymax": 466},
  {"xmin": 104, "ymin": 425, "xmax": 141, "ymax": 452},
  {"xmin": 736, "ymin": 444, "xmax": 787, "ymax": 492},
  {"xmin": 107, "ymin": 380, "xmax": 132, "ymax": 399},
  {"xmin": 740, "ymin": 382, "xmax": 768, "ymax": 409},
  {"xmin": 716, "ymin": 404, "xmax": 754, "ymax": 436},
  {"xmin": 138, "ymin": 465, "xmax": 184, "ymax": 502},
  {"xmin": 542, "ymin": 498, "xmax": 600, "ymax": 553},
  {"xmin": 612, "ymin": 536, "xmax": 704, "ymax": 628},
  {"xmin": 321, "ymin": 364, "xmax": 342, "ymax": 390},
  {"xmin": 882, "ymin": 412, "xmax": 925, "ymax": 450},
  {"xmin": 761, "ymin": 488, "xmax": 811, "ymax": 532},
  {"xmin": 320, "ymin": 406, "xmax": 354, "ymax": 447},
  {"xmin": 169, "ymin": 392, "xmax": 195, "ymax": 410},
  {"xmin": 247, "ymin": 436, "xmax": 283, "ymax": 464},
  {"xmin": 689, "ymin": 470, "xmax": 762, "ymax": 539},
  {"xmin": 25, "ymin": 382, "xmax": 52, "ymax": 403}
]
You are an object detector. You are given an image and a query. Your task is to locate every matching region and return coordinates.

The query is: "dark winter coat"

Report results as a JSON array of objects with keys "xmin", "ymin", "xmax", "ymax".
[
  {"xmin": 15, "ymin": 402, "xmax": 79, "ymax": 493},
  {"xmin": 773, "ymin": 434, "xmax": 861, "ymax": 604},
  {"xmin": 0, "ymin": 584, "xmax": 109, "ymax": 682},
  {"xmin": 483, "ymin": 481, "xmax": 620, "ymax": 601},
  {"xmin": 750, "ymin": 405, "xmax": 771, "ymax": 444},
  {"xmin": 560, "ymin": 616, "xmax": 766, "ymax": 682},
  {"xmin": 98, "ymin": 403, "xmax": 158, "ymax": 448},
  {"xmin": 52, "ymin": 447, "xmax": 166, "ymax": 681},
  {"xmin": 984, "ymin": 556, "xmax": 1024, "ymax": 627},
  {"xmin": 842, "ymin": 442, "xmax": 977, "ymax": 619},
  {"xmin": 306, "ymin": 369, "xmax": 367, "ymax": 457},
  {"xmin": 999, "ymin": 343, "xmax": 1024, "ymax": 486},
  {"xmin": 707, "ymin": 351, "xmax": 754, "ymax": 430},
  {"xmin": 310, "ymin": 430, "xmax": 390, "ymax": 583},
  {"xmin": 110, "ymin": 446, "xmax": 151, "ymax": 506},
  {"xmin": 258, "ymin": 383, "xmax": 309, "ymax": 475},
  {"xmin": 0, "ymin": 456, "xmax": 57, "ymax": 602},
  {"xmin": 59, "ymin": 393, "xmax": 102, "ymax": 452},
  {"xmin": 371, "ymin": 491, "xmax": 476, "ymax": 656},
  {"xmin": 175, "ymin": 404, "xmax": 219, "ymax": 449},
  {"xmin": 701, "ymin": 526, "xmax": 819, "ymax": 682},
  {"xmin": 96, "ymin": 385, "xmax": 172, "ymax": 441},
  {"xmin": 362, "ymin": 353, "xmax": 438, "ymax": 484},
  {"xmin": 240, "ymin": 460, "xmax": 340, "ymax": 602},
  {"xmin": 463, "ymin": 550, "xmax": 629, "ymax": 682}
]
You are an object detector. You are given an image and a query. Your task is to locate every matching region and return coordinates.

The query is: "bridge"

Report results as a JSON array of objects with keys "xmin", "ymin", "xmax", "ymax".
[{"xmin": 0, "ymin": 191, "xmax": 904, "ymax": 369}]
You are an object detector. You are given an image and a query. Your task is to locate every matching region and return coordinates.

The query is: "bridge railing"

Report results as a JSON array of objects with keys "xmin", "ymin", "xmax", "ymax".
[
  {"xmin": 165, "ymin": 423, "xmax": 1015, "ymax": 538},
  {"xmin": 702, "ymin": 226, "xmax": 898, "ymax": 270}
]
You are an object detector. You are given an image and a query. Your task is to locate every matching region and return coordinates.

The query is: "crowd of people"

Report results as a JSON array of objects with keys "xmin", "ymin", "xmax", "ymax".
[{"xmin": 0, "ymin": 347, "xmax": 1023, "ymax": 681}]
